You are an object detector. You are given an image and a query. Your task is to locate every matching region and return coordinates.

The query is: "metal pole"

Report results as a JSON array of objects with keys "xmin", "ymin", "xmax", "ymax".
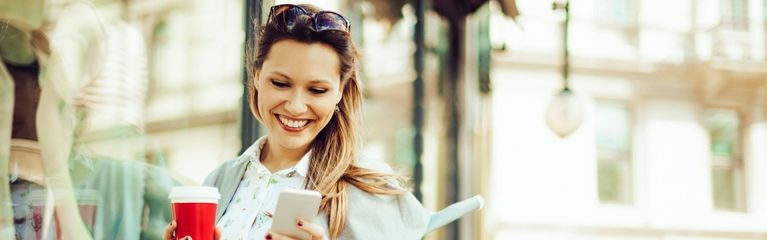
[
  {"xmin": 445, "ymin": 18, "xmax": 464, "ymax": 240},
  {"xmin": 241, "ymin": 0, "xmax": 262, "ymax": 153},
  {"xmin": 563, "ymin": 0, "xmax": 570, "ymax": 90},
  {"xmin": 553, "ymin": 0, "xmax": 570, "ymax": 90},
  {"xmin": 412, "ymin": 0, "xmax": 425, "ymax": 201}
]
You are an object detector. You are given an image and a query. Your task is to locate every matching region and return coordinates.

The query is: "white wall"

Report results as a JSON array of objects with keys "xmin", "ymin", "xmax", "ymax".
[{"xmin": 488, "ymin": 65, "xmax": 767, "ymax": 238}]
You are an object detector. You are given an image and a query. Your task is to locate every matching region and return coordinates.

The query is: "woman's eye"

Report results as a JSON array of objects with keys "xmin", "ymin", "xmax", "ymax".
[
  {"xmin": 271, "ymin": 80, "xmax": 289, "ymax": 88},
  {"xmin": 309, "ymin": 88, "xmax": 328, "ymax": 94}
]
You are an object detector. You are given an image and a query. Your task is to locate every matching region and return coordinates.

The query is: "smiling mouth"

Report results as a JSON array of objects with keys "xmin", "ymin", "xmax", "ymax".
[{"xmin": 277, "ymin": 115, "xmax": 310, "ymax": 130}]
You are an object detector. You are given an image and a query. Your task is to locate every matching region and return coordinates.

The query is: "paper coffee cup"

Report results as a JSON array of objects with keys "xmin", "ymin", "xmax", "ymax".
[{"xmin": 169, "ymin": 186, "xmax": 220, "ymax": 240}]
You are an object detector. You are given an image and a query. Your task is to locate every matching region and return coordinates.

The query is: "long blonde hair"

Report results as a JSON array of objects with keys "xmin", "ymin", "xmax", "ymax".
[{"xmin": 246, "ymin": 4, "xmax": 405, "ymax": 238}]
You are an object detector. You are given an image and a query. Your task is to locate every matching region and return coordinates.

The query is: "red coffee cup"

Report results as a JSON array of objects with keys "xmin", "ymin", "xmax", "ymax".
[{"xmin": 169, "ymin": 186, "xmax": 220, "ymax": 240}]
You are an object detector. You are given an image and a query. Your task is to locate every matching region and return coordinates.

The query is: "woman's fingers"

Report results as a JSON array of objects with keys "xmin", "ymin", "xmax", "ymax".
[
  {"xmin": 164, "ymin": 221, "xmax": 219, "ymax": 240},
  {"xmin": 266, "ymin": 218, "xmax": 324, "ymax": 240},
  {"xmin": 296, "ymin": 219, "xmax": 325, "ymax": 240},
  {"xmin": 214, "ymin": 227, "xmax": 222, "ymax": 240},
  {"xmin": 296, "ymin": 219, "xmax": 324, "ymax": 240},
  {"xmin": 163, "ymin": 220, "xmax": 177, "ymax": 240},
  {"xmin": 265, "ymin": 231, "xmax": 290, "ymax": 240}
]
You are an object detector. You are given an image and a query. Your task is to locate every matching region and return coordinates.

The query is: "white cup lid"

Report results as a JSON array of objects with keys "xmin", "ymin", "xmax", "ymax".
[{"xmin": 168, "ymin": 186, "xmax": 220, "ymax": 203}]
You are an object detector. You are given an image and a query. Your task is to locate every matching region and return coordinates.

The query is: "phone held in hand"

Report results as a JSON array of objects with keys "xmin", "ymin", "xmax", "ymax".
[{"xmin": 271, "ymin": 188, "xmax": 322, "ymax": 240}]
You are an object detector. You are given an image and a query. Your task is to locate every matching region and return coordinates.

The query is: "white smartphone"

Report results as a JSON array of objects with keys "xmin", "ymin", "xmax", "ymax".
[{"xmin": 271, "ymin": 188, "xmax": 322, "ymax": 240}]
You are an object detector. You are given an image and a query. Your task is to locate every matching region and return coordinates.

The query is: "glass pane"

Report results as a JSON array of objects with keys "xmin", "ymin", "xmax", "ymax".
[
  {"xmin": 596, "ymin": 0, "xmax": 632, "ymax": 24},
  {"xmin": 732, "ymin": 0, "xmax": 747, "ymax": 17},
  {"xmin": 712, "ymin": 168, "xmax": 736, "ymax": 210},
  {"xmin": 720, "ymin": 0, "xmax": 749, "ymax": 29},
  {"xmin": 598, "ymin": 161, "xmax": 632, "ymax": 203},
  {"xmin": 2, "ymin": 1, "xmax": 245, "ymax": 239},
  {"xmin": 764, "ymin": 0, "xmax": 767, "ymax": 20},
  {"xmin": 704, "ymin": 109, "xmax": 739, "ymax": 158},
  {"xmin": 595, "ymin": 101, "xmax": 630, "ymax": 155}
]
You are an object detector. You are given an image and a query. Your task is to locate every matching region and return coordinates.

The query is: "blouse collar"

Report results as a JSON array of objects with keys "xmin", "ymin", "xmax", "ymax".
[{"xmin": 243, "ymin": 136, "xmax": 311, "ymax": 177}]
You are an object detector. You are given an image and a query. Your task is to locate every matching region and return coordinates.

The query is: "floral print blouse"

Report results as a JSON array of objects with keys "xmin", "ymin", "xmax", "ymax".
[{"xmin": 217, "ymin": 137, "xmax": 311, "ymax": 240}]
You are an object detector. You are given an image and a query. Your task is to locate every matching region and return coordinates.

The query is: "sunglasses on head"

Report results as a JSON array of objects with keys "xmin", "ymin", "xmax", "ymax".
[{"xmin": 267, "ymin": 4, "xmax": 351, "ymax": 33}]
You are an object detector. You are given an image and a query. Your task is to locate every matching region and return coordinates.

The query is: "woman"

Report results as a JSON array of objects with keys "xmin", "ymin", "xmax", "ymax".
[{"xmin": 164, "ymin": 4, "xmax": 431, "ymax": 240}]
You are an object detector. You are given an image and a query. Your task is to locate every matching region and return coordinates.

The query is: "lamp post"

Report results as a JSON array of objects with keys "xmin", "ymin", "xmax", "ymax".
[
  {"xmin": 546, "ymin": 0, "xmax": 584, "ymax": 138},
  {"xmin": 412, "ymin": 0, "xmax": 425, "ymax": 202}
]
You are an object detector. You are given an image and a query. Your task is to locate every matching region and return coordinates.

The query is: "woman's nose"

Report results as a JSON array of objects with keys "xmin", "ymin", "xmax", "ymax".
[{"xmin": 284, "ymin": 92, "xmax": 308, "ymax": 114}]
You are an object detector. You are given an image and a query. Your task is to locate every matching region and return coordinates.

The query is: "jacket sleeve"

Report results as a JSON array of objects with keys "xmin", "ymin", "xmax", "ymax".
[
  {"xmin": 202, "ymin": 158, "xmax": 248, "ymax": 222},
  {"xmin": 338, "ymin": 159, "xmax": 482, "ymax": 239},
  {"xmin": 340, "ymin": 186, "xmax": 432, "ymax": 240},
  {"xmin": 333, "ymin": 159, "xmax": 432, "ymax": 240}
]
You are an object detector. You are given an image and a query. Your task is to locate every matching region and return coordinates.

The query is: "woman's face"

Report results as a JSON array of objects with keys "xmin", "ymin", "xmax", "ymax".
[{"xmin": 255, "ymin": 39, "xmax": 343, "ymax": 153}]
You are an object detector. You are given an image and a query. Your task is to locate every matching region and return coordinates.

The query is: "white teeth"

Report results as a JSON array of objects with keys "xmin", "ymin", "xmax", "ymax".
[{"xmin": 279, "ymin": 115, "xmax": 308, "ymax": 128}]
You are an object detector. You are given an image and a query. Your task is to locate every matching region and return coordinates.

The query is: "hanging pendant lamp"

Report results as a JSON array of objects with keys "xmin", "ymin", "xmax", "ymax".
[{"xmin": 546, "ymin": 0, "xmax": 584, "ymax": 138}]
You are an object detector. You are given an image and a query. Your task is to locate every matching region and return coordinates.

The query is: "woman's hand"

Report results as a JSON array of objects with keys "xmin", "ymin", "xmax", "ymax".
[
  {"xmin": 162, "ymin": 220, "xmax": 221, "ymax": 240},
  {"xmin": 266, "ymin": 219, "xmax": 324, "ymax": 240},
  {"xmin": 162, "ymin": 220, "xmax": 177, "ymax": 240}
]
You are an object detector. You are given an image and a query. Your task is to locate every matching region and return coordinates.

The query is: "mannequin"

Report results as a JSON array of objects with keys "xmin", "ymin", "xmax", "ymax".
[
  {"xmin": 3, "ymin": 25, "xmax": 94, "ymax": 237},
  {"xmin": 7, "ymin": 60, "xmax": 45, "ymax": 186},
  {"xmin": 8, "ymin": 139, "xmax": 44, "ymax": 185},
  {"xmin": 2, "ymin": 1, "xmax": 178, "ymax": 239}
]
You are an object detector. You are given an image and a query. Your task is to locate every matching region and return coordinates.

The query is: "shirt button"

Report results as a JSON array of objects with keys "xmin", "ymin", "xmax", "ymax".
[{"xmin": 286, "ymin": 172, "xmax": 296, "ymax": 177}]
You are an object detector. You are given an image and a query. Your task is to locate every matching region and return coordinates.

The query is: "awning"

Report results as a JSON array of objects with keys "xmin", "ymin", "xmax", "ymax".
[
  {"xmin": 364, "ymin": 0, "xmax": 518, "ymax": 24},
  {"xmin": 433, "ymin": 0, "xmax": 518, "ymax": 20}
]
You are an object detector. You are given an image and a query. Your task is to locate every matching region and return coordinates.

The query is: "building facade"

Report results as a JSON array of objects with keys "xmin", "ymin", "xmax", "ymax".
[{"xmin": 486, "ymin": 0, "xmax": 767, "ymax": 239}]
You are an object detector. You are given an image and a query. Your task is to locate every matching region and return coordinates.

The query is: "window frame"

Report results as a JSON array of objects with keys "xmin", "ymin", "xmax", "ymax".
[
  {"xmin": 594, "ymin": 0, "xmax": 638, "ymax": 27},
  {"xmin": 720, "ymin": 0, "xmax": 750, "ymax": 31},
  {"xmin": 594, "ymin": 99, "xmax": 635, "ymax": 205},
  {"xmin": 703, "ymin": 107, "xmax": 747, "ymax": 212}
]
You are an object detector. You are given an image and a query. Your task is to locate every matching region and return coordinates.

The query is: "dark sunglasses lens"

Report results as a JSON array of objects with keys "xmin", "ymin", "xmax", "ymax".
[
  {"xmin": 314, "ymin": 12, "xmax": 348, "ymax": 31},
  {"xmin": 271, "ymin": 5, "xmax": 305, "ymax": 29},
  {"xmin": 284, "ymin": 7, "xmax": 306, "ymax": 29},
  {"xmin": 282, "ymin": 7, "xmax": 305, "ymax": 29}
]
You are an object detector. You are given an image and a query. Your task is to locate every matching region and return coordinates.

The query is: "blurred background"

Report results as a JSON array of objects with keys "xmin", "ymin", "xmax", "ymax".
[{"xmin": 2, "ymin": 0, "xmax": 767, "ymax": 239}]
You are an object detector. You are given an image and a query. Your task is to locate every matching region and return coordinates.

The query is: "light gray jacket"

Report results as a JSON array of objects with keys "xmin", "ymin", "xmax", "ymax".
[{"xmin": 202, "ymin": 154, "xmax": 481, "ymax": 240}]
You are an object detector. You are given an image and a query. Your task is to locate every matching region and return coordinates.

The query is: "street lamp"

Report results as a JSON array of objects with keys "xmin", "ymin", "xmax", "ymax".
[{"xmin": 546, "ymin": 0, "xmax": 584, "ymax": 138}]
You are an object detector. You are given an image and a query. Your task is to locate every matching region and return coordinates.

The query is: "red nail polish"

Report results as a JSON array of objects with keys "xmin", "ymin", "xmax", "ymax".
[{"xmin": 265, "ymin": 233, "xmax": 272, "ymax": 240}]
